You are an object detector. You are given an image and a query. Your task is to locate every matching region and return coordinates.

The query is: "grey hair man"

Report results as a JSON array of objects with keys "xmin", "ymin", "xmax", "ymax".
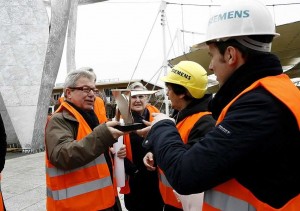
[{"xmin": 45, "ymin": 68, "xmax": 124, "ymax": 211}]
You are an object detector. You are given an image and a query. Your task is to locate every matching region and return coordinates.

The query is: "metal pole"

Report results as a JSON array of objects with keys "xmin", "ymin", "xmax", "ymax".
[
  {"xmin": 66, "ymin": 0, "xmax": 79, "ymax": 72},
  {"xmin": 160, "ymin": 1, "xmax": 169, "ymax": 116}
]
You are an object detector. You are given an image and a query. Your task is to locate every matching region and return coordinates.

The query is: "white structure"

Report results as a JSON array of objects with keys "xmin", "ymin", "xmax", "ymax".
[
  {"xmin": 0, "ymin": 0, "xmax": 49, "ymax": 151},
  {"xmin": 0, "ymin": 0, "xmax": 108, "ymax": 152}
]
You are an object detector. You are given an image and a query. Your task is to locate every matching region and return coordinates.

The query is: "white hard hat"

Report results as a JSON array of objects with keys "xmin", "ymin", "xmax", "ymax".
[{"xmin": 194, "ymin": 0, "xmax": 280, "ymax": 52}]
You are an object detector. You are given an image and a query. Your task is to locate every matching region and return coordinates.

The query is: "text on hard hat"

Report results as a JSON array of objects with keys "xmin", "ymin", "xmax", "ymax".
[
  {"xmin": 209, "ymin": 10, "xmax": 250, "ymax": 25},
  {"xmin": 171, "ymin": 68, "xmax": 191, "ymax": 80}
]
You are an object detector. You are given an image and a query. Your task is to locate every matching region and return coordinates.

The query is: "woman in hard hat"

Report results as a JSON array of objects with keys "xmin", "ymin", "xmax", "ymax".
[
  {"xmin": 140, "ymin": 0, "xmax": 300, "ymax": 210},
  {"xmin": 120, "ymin": 82, "xmax": 164, "ymax": 211},
  {"xmin": 143, "ymin": 61, "xmax": 216, "ymax": 211}
]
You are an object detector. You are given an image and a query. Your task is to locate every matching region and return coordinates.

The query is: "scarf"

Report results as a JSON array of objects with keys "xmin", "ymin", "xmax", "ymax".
[{"xmin": 66, "ymin": 101, "xmax": 99, "ymax": 129}]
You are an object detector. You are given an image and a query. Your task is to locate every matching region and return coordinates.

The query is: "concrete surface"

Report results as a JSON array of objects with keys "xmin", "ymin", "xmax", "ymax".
[{"xmin": 2, "ymin": 152, "xmax": 127, "ymax": 211}]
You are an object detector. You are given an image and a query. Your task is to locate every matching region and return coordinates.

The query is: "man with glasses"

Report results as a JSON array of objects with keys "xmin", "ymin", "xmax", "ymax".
[
  {"xmin": 45, "ymin": 69, "xmax": 124, "ymax": 211},
  {"xmin": 120, "ymin": 82, "xmax": 164, "ymax": 211},
  {"xmin": 55, "ymin": 67, "xmax": 108, "ymax": 124}
]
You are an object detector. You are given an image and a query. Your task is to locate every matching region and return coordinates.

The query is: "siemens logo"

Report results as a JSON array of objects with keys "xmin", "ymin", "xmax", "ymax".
[
  {"xmin": 209, "ymin": 10, "xmax": 250, "ymax": 24},
  {"xmin": 171, "ymin": 69, "xmax": 191, "ymax": 80},
  {"xmin": 217, "ymin": 124, "xmax": 231, "ymax": 136}
]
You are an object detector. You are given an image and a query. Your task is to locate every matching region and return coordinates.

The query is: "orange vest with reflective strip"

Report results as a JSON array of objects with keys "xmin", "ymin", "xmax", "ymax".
[
  {"xmin": 203, "ymin": 74, "xmax": 300, "ymax": 211},
  {"xmin": 159, "ymin": 111, "xmax": 211, "ymax": 209},
  {"xmin": 94, "ymin": 96, "xmax": 108, "ymax": 123},
  {"xmin": 53, "ymin": 99, "xmax": 117, "ymax": 197},
  {"xmin": 92, "ymin": 97, "xmax": 119, "ymax": 197},
  {"xmin": 120, "ymin": 104, "xmax": 159, "ymax": 194},
  {"xmin": 45, "ymin": 102, "xmax": 115, "ymax": 211},
  {"xmin": 0, "ymin": 174, "xmax": 4, "ymax": 211}
]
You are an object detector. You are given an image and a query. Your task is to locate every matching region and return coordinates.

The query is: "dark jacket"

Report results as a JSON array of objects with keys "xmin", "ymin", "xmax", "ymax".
[
  {"xmin": 124, "ymin": 108, "xmax": 164, "ymax": 211},
  {"xmin": 159, "ymin": 94, "xmax": 216, "ymax": 211},
  {"xmin": 0, "ymin": 114, "xmax": 7, "ymax": 173},
  {"xmin": 146, "ymin": 53, "xmax": 300, "ymax": 209}
]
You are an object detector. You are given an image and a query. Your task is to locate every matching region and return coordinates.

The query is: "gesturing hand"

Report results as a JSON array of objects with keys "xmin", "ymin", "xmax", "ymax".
[{"xmin": 143, "ymin": 152, "xmax": 156, "ymax": 171}]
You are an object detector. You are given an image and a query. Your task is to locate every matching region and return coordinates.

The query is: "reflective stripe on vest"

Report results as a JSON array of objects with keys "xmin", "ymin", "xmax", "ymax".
[
  {"xmin": 159, "ymin": 172, "xmax": 171, "ymax": 188},
  {"xmin": 46, "ymin": 155, "xmax": 106, "ymax": 177},
  {"xmin": 45, "ymin": 102, "xmax": 115, "ymax": 210},
  {"xmin": 47, "ymin": 176, "xmax": 112, "ymax": 200},
  {"xmin": 159, "ymin": 112, "xmax": 211, "ymax": 208},
  {"xmin": 204, "ymin": 74, "xmax": 300, "ymax": 211},
  {"xmin": 119, "ymin": 104, "xmax": 159, "ymax": 194},
  {"xmin": 204, "ymin": 189, "xmax": 256, "ymax": 211}
]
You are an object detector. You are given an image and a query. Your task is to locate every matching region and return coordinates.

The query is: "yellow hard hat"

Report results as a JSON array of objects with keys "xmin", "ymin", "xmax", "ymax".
[{"xmin": 161, "ymin": 61, "xmax": 208, "ymax": 99}]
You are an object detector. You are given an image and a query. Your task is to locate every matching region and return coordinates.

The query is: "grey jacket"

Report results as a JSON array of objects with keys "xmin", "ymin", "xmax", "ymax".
[{"xmin": 45, "ymin": 109, "xmax": 117, "ymax": 170}]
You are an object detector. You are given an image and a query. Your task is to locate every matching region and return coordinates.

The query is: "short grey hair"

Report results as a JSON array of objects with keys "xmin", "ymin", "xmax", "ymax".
[
  {"xmin": 77, "ymin": 67, "xmax": 97, "ymax": 82},
  {"xmin": 63, "ymin": 69, "xmax": 96, "ymax": 96}
]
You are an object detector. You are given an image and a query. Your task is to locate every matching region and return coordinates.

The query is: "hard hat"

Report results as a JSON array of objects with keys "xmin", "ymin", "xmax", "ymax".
[
  {"xmin": 194, "ymin": 0, "xmax": 280, "ymax": 51},
  {"xmin": 161, "ymin": 61, "xmax": 208, "ymax": 99}
]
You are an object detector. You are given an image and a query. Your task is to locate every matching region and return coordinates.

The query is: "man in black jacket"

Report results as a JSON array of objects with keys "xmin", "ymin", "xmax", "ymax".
[
  {"xmin": 0, "ymin": 114, "xmax": 7, "ymax": 210},
  {"xmin": 141, "ymin": 0, "xmax": 300, "ymax": 210}
]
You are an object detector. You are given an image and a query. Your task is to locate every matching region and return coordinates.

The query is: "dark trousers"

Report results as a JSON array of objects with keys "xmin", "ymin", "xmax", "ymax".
[
  {"xmin": 164, "ymin": 204, "xmax": 183, "ymax": 211},
  {"xmin": 113, "ymin": 197, "xmax": 122, "ymax": 211}
]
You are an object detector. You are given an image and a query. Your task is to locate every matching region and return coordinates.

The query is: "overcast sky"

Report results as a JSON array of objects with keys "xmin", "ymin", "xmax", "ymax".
[{"xmin": 54, "ymin": 0, "xmax": 300, "ymax": 86}]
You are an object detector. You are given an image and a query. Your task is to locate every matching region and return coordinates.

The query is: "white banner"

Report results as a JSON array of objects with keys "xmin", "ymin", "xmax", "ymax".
[{"xmin": 113, "ymin": 135, "xmax": 125, "ymax": 187}]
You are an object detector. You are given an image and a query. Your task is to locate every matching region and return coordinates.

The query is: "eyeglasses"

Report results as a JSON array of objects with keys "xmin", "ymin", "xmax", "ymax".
[
  {"xmin": 131, "ymin": 95, "xmax": 146, "ymax": 100},
  {"xmin": 68, "ymin": 86, "xmax": 99, "ymax": 94}
]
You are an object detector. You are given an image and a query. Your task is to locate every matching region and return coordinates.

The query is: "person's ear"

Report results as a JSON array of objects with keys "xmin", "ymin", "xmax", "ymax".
[
  {"xmin": 226, "ymin": 46, "xmax": 237, "ymax": 65},
  {"xmin": 178, "ymin": 93, "xmax": 185, "ymax": 99},
  {"xmin": 65, "ymin": 89, "xmax": 71, "ymax": 99}
]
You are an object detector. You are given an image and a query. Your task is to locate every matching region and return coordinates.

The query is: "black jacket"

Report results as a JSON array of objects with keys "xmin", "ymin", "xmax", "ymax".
[
  {"xmin": 0, "ymin": 114, "xmax": 7, "ymax": 173},
  {"xmin": 124, "ymin": 108, "xmax": 164, "ymax": 211},
  {"xmin": 146, "ymin": 53, "xmax": 300, "ymax": 209}
]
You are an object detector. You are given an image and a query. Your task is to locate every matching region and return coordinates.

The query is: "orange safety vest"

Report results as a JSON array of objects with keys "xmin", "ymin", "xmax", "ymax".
[
  {"xmin": 58, "ymin": 96, "xmax": 107, "ymax": 123},
  {"xmin": 94, "ymin": 96, "xmax": 108, "ymax": 123},
  {"xmin": 159, "ymin": 111, "xmax": 211, "ymax": 209},
  {"xmin": 120, "ymin": 104, "xmax": 159, "ymax": 194},
  {"xmin": 58, "ymin": 97, "xmax": 64, "ymax": 104},
  {"xmin": 0, "ymin": 174, "xmax": 4, "ymax": 211},
  {"xmin": 45, "ymin": 102, "xmax": 115, "ymax": 211},
  {"xmin": 54, "ymin": 98, "xmax": 117, "ymax": 197},
  {"xmin": 203, "ymin": 74, "xmax": 300, "ymax": 211}
]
